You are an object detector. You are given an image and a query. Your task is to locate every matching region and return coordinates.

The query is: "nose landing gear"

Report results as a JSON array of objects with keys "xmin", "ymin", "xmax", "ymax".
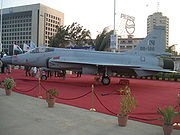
[{"xmin": 41, "ymin": 74, "xmax": 47, "ymax": 80}]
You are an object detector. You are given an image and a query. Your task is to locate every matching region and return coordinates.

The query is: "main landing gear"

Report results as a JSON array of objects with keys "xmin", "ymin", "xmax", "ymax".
[
  {"xmin": 100, "ymin": 67, "xmax": 111, "ymax": 85},
  {"xmin": 101, "ymin": 75, "xmax": 110, "ymax": 85}
]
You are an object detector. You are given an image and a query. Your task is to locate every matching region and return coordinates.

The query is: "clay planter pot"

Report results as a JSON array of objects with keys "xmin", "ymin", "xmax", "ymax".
[
  {"xmin": 5, "ymin": 89, "xmax": 12, "ymax": 96},
  {"xmin": 117, "ymin": 114, "xmax": 128, "ymax": 126},
  {"xmin": 47, "ymin": 98, "xmax": 55, "ymax": 108},
  {"xmin": 163, "ymin": 125, "xmax": 173, "ymax": 135}
]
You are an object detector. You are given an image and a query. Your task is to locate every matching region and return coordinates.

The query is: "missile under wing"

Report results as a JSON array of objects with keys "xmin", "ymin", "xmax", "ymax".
[{"xmin": 1, "ymin": 26, "xmax": 178, "ymax": 85}]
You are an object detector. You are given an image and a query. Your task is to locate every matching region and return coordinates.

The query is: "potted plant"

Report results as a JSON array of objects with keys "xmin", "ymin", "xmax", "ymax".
[
  {"xmin": 1, "ymin": 77, "xmax": 16, "ymax": 96},
  {"xmin": 46, "ymin": 88, "xmax": 58, "ymax": 108},
  {"xmin": 157, "ymin": 106, "xmax": 179, "ymax": 135},
  {"xmin": 117, "ymin": 86, "xmax": 137, "ymax": 126}
]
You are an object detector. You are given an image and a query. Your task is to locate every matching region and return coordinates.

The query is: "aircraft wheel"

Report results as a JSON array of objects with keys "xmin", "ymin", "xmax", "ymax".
[
  {"xmin": 101, "ymin": 76, "xmax": 110, "ymax": 85},
  {"xmin": 41, "ymin": 75, "xmax": 47, "ymax": 80}
]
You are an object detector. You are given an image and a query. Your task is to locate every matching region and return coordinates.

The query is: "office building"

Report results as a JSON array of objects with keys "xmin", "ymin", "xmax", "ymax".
[
  {"xmin": 1, "ymin": 3, "xmax": 64, "ymax": 54},
  {"xmin": 117, "ymin": 35, "xmax": 143, "ymax": 52},
  {"xmin": 147, "ymin": 12, "xmax": 169, "ymax": 47}
]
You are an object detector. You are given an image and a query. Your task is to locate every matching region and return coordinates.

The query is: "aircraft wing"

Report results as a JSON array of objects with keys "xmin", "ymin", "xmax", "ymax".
[{"xmin": 49, "ymin": 57, "xmax": 140, "ymax": 68}]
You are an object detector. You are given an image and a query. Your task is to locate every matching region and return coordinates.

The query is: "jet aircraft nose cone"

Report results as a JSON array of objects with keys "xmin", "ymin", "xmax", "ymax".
[{"xmin": 1, "ymin": 56, "xmax": 13, "ymax": 64}]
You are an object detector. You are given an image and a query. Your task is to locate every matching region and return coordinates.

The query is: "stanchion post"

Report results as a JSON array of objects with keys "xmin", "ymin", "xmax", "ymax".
[
  {"xmin": 37, "ymin": 69, "xmax": 42, "ymax": 99},
  {"xmin": 173, "ymin": 93, "xmax": 180, "ymax": 127},
  {"xmin": 90, "ymin": 84, "xmax": 96, "ymax": 112}
]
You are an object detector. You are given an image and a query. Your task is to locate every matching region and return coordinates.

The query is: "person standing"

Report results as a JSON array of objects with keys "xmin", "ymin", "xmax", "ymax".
[{"xmin": 25, "ymin": 66, "xmax": 31, "ymax": 76}]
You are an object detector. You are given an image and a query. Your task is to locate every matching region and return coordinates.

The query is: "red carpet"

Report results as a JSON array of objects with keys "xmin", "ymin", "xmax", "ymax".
[{"xmin": 0, "ymin": 69, "xmax": 180, "ymax": 129}]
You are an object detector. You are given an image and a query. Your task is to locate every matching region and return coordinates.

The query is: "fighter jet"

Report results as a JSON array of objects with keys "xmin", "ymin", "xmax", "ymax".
[{"xmin": 1, "ymin": 26, "xmax": 179, "ymax": 85}]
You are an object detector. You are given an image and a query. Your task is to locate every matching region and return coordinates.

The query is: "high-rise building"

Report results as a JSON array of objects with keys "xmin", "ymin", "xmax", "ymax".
[
  {"xmin": 147, "ymin": 12, "xmax": 169, "ymax": 47},
  {"xmin": 0, "ymin": 3, "xmax": 64, "ymax": 55}
]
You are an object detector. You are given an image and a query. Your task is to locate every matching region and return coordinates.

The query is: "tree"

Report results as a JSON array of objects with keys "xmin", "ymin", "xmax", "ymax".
[
  {"xmin": 49, "ymin": 22, "xmax": 92, "ymax": 48},
  {"xmin": 48, "ymin": 25, "xmax": 69, "ymax": 48},
  {"xmin": 166, "ymin": 44, "xmax": 178, "ymax": 56},
  {"xmin": 95, "ymin": 27, "xmax": 113, "ymax": 51}
]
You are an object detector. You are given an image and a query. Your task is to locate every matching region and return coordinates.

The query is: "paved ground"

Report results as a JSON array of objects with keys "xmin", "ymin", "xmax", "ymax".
[{"xmin": 0, "ymin": 89, "xmax": 179, "ymax": 135}]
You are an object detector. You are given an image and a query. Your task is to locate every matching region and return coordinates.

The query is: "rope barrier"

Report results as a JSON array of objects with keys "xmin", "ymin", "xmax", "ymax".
[
  {"xmin": 13, "ymin": 84, "xmax": 39, "ymax": 92},
  {"xmin": 40, "ymin": 83, "xmax": 91, "ymax": 100},
  {"xmin": 94, "ymin": 91, "xmax": 158, "ymax": 121},
  {"xmin": 94, "ymin": 92, "xmax": 117, "ymax": 116},
  {"xmin": 95, "ymin": 89, "xmax": 119, "ymax": 96},
  {"xmin": 131, "ymin": 112, "xmax": 158, "ymax": 115},
  {"xmin": 129, "ymin": 116, "xmax": 158, "ymax": 121},
  {"xmin": 39, "ymin": 82, "xmax": 47, "ymax": 91},
  {"xmin": 10, "ymin": 78, "xmax": 177, "ymax": 123},
  {"xmin": 55, "ymin": 91, "xmax": 91, "ymax": 100},
  {"xmin": 47, "ymin": 82, "xmax": 160, "ymax": 122}
]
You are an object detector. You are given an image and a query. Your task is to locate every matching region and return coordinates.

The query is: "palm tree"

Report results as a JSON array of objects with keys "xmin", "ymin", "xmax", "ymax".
[
  {"xmin": 49, "ymin": 22, "xmax": 92, "ymax": 48},
  {"xmin": 166, "ymin": 44, "xmax": 178, "ymax": 56},
  {"xmin": 67, "ymin": 22, "xmax": 91, "ymax": 46},
  {"xmin": 95, "ymin": 27, "xmax": 113, "ymax": 51},
  {"xmin": 49, "ymin": 25, "xmax": 69, "ymax": 48}
]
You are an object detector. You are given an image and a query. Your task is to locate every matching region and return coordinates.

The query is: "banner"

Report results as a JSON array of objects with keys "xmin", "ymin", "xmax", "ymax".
[{"xmin": 110, "ymin": 34, "xmax": 117, "ymax": 49}]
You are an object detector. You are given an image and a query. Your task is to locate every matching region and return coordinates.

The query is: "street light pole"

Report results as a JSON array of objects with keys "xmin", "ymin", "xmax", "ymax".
[
  {"xmin": 111, "ymin": 0, "xmax": 117, "ymax": 52},
  {"xmin": 109, "ymin": 0, "xmax": 118, "ymax": 52},
  {"xmin": 0, "ymin": 0, "xmax": 3, "ymax": 52},
  {"xmin": 113, "ymin": 0, "xmax": 116, "ymax": 35}
]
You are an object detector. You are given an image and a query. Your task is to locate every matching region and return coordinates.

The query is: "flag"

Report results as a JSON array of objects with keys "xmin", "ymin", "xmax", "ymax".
[
  {"xmin": 30, "ymin": 41, "xmax": 36, "ymax": 49},
  {"xmin": 23, "ymin": 43, "xmax": 31, "ymax": 51},
  {"xmin": 13, "ymin": 44, "xmax": 23, "ymax": 53},
  {"xmin": 0, "ymin": 43, "xmax": 2, "ymax": 52}
]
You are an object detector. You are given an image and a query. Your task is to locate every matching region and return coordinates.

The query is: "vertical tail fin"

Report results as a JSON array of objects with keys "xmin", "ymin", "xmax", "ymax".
[{"xmin": 130, "ymin": 26, "xmax": 168, "ymax": 56}]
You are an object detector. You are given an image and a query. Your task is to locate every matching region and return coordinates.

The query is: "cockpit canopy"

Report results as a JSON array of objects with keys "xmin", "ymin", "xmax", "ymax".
[{"xmin": 28, "ymin": 47, "xmax": 54, "ymax": 54}]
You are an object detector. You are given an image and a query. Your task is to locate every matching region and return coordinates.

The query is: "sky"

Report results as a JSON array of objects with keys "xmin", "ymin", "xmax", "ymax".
[{"xmin": 1, "ymin": 0, "xmax": 180, "ymax": 52}]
